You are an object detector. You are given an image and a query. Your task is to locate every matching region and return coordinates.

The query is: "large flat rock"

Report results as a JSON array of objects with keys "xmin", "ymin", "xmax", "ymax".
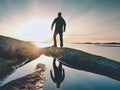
[{"xmin": 44, "ymin": 47, "xmax": 120, "ymax": 81}]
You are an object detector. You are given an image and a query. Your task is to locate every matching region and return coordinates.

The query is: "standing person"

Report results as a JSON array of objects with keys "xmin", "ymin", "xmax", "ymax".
[{"xmin": 51, "ymin": 12, "xmax": 66, "ymax": 48}]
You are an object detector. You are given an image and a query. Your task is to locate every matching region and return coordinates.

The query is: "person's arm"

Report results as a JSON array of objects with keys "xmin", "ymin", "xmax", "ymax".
[
  {"xmin": 51, "ymin": 19, "xmax": 56, "ymax": 31},
  {"xmin": 63, "ymin": 19, "xmax": 66, "ymax": 32},
  {"xmin": 50, "ymin": 70, "xmax": 55, "ymax": 82},
  {"xmin": 62, "ymin": 68, "xmax": 65, "ymax": 82}
]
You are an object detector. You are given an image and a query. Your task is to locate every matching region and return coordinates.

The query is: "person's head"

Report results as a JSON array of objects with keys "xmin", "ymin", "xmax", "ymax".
[
  {"xmin": 57, "ymin": 83, "xmax": 60, "ymax": 88},
  {"xmin": 58, "ymin": 12, "xmax": 62, "ymax": 17}
]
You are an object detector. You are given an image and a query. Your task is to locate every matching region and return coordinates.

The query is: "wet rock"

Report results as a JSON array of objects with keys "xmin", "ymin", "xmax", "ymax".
[{"xmin": 0, "ymin": 63, "xmax": 46, "ymax": 90}]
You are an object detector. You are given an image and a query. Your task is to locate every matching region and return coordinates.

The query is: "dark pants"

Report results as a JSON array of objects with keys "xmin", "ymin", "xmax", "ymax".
[{"xmin": 53, "ymin": 31, "xmax": 63, "ymax": 47}]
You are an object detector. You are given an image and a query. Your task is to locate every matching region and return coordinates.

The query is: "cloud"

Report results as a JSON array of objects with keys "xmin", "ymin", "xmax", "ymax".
[{"xmin": 0, "ymin": 0, "xmax": 120, "ymax": 42}]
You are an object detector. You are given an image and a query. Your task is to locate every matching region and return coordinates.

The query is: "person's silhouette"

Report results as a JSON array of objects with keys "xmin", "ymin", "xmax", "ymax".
[
  {"xmin": 51, "ymin": 12, "xmax": 66, "ymax": 48},
  {"xmin": 50, "ymin": 58, "xmax": 65, "ymax": 88}
]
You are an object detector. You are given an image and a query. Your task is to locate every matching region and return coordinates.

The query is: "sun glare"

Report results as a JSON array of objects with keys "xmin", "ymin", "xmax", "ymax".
[{"xmin": 15, "ymin": 18, "xmax": 52, "ymax": 42}]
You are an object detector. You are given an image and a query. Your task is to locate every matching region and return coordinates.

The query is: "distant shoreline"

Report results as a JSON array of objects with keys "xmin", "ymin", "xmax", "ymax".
[
  {"xmin": 38, "ymin": 41, "xmax": 120, "ymax": 44},
  {"xmin": 33, "ymin": 41, "xmax": 120, "ymax": 47},
  {"xmin": 73, "ymin": 42, "xmax": 120, "ymax": 47},
  {"xmin": 73, "ymin": 42, "xmax": 120, "ymax": 44}
]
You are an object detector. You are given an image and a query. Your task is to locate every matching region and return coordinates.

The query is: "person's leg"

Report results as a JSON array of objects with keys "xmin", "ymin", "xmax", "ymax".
[
  {"xmin": 59, "ymin": 32, "xmax": 63, "ymax": 47},
  {"xmin": 53, "ymin": 32, "xmax": 58, "ymax": 47},
  {"xmin": 53, "ymin": 58, "xmax": 57, "ymax": 70},
  {"xmin": 58, "ymin": 62, "xmax": 62, "ymax": 70}
]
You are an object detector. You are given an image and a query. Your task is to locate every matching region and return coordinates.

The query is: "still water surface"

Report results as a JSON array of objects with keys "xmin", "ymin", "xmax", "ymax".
[{"xmin": 1, "ymin": 43, "xmax": 120, "ymax": 90}]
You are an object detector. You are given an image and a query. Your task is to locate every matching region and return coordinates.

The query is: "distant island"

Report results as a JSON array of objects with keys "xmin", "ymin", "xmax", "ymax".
[
  {"xmin": 73, "ymin": 42, "xmax": 120, "ymax": 44},
  {"xmin": 36, "ymin": 41, "xmax": 120, "ymax": 45}
]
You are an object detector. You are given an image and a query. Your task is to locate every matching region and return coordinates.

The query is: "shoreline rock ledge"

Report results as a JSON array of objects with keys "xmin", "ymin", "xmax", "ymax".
[{"xmin": 43, "ymin": 47, "xmax": 120, "ymax": 81}]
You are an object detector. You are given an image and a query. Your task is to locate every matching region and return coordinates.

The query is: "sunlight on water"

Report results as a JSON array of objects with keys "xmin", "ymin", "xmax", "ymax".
[{"xmin": 65, "ymin": 44, "xmax": 120, "ymax": 61}]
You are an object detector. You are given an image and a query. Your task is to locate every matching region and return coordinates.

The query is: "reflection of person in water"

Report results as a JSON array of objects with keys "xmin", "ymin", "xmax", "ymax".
[
  {"xmin": 51, "ymin": 12, "xmax": 66, "ymax": 48},
  {"xmin": 50, "ymin": 58, "xmax": 65, "ymax": 88}
]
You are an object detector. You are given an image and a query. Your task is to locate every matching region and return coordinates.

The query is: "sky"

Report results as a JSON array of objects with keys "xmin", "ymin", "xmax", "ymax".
[{"xmin": 0, "ymin": 0, "xmax": 120, "ymax": 43}]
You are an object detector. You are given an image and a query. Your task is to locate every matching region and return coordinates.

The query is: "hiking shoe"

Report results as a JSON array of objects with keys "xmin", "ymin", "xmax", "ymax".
[{"xmin": 52, "ymin": 45, "xmax": 57, "ymax": 47}]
